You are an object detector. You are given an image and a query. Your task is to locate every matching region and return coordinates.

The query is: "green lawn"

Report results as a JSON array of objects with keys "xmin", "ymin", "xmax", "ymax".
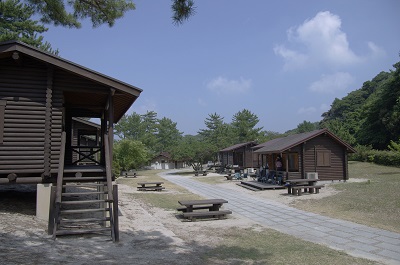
[{"xmin": 293, "ymin": 161, "xmax": 400, "ymax": 233}]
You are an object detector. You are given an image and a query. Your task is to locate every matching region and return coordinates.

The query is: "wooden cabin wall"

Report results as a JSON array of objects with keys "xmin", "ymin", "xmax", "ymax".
[
  {"xmin": 243, "ymin": 146, "xmax": 255, "ymax": 168},
  {"xmin": 304, "ymin": 135, "xmax": 346, "ymax": 180},
  {"xmin": 0, "ymin": 57, "xmax": 47, "ymax": 177}
]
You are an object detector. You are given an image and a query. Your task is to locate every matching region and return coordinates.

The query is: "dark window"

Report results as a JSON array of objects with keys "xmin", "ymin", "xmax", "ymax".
[
  {"xmin": 0, "ymin": 100, "xmax": 6, "ymax": 144},
  {"xmin": 317, "ymin": 151, "xmax": 331, "ymax": 166}
]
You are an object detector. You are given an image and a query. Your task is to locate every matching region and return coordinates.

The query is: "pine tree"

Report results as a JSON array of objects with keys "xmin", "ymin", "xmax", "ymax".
[{"xmin": 0, "ymin": 0, "xmax": 57, "ymax": 54}]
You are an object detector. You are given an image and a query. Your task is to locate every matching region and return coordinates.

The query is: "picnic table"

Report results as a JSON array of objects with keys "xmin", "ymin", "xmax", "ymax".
[
  {"xmin": 137, "ymin": 181, "xmax": 165, "ymax": 191},
  {"xmin": 177, "ymin": 199, "xmax": 232, "ymax": 221},
  {"xmin": 285, "ymin": 179, "xmax": 323, "ymax": 195}
]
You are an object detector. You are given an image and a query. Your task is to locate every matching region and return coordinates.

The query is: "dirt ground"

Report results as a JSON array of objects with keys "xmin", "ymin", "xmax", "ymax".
[{"xmin": 0, "ymin": 174, "xmax": 363, "ymax": 265}]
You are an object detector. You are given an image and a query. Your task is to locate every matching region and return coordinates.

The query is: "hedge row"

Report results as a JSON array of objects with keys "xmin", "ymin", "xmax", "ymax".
[{"xmin": 350, "ymin": 146, "xmax": 400, "ymax": 167}]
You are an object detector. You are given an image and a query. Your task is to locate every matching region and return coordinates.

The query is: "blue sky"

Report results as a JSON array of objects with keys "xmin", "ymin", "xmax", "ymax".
[{"xmin": 42, "ymin": 0, "xmax": 400, "ymax": 135}]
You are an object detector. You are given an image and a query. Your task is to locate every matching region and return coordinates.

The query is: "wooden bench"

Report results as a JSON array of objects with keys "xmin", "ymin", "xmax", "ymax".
[
  {"xmin": 137, "ymin": 186, "xmax": 165, "ymax": 191},
  {"xmin": 291, "ymin": 185, "xmax": 324, "ymax": 196},
  {"xmin": 137, "ymin": 182, "xmax": 165, "ymax": 192},
  {"xmin": 182, "ymin": 210, "xmax": 232, "ymax": 221},
  {"xmin": 176, "ymin": 205, "xmax": 213, "ymax": 212}
]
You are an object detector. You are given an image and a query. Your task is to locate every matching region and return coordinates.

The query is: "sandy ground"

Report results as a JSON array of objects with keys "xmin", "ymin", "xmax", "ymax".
[{"xmin": 0, "ymin": 173, "xmax": 364, "ymax": 265}]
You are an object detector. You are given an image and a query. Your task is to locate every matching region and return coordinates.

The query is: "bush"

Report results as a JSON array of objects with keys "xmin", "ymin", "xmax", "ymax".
[{"xmin": 350, "ymin": 145, "xmax": 400, "ymax": 167}]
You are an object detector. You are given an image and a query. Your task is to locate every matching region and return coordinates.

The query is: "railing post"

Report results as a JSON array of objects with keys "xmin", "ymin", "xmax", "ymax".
[
  {"xmin": 104, "ymin": 134, "xmax": 113, "ymax": 201},
  {"xmin": 113, "ymin": 184, "xmax": 119, "ymax": 242},
  {"xmin": 53, "ymin": 131, "xmax": 66, "ymax": 239},
  {"xmin": 56, "ymin": 132, "xmax": 66, "ymax": 204},
  {"xmin": 48, "ymin": 185, "xmax": 56, "ymax": 235}
]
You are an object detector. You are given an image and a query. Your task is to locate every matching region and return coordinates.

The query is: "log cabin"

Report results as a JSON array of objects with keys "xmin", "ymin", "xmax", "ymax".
[
  {"xmin": 0, "ymin": 41, "xmax": 142, "ymax": 241},
  {"xmin": 219, "ymin": 141, "xmax": 259, "ymax": 169},
  {"xmin": 253, "ymin": 129, "xmax": 356, "ymax": 181}
]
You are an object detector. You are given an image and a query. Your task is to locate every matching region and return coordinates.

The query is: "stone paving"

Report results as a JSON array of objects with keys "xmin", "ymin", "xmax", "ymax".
[{"xmin": 160, "ymin": 172, "xmax": 400, "ymax": 265}]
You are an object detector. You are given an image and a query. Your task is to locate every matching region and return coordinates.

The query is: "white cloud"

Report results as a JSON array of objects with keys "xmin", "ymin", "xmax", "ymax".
[
  {"xmin": 297, "ymin": 106, "xmax": 316, "ymax": 115},
  {"xmin": 207, "ymin": 76, "xmax": 252, "ymax": 95},
  {"xmin": 273, "ymin": 45, "xmax": 308, "ymax": 70},
  {"xmin": 309, "ymin": 72, "xmax": 355, "ymax": 93},
  {"xmin": 367, "ymin": 41, "xmax": 386, "ymax": 58},
  {"xmin": 274, "ymin": 11, "xmax": 371, "ymax": 70}
]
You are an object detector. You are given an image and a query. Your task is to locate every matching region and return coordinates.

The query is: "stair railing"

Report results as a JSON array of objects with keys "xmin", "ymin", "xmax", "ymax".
[
  {"xmin": 53, "ymin": 131, "xmax": 66, "ymax": 238},
  {"xmin": 104, "ymin": 134, "xmax": 116, "ymax": 241}
]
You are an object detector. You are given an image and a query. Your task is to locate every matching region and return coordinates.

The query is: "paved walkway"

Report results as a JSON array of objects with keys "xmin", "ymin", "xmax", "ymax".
[{"xmin": 160, "ymin": 172, "xmax": 400, "ymax": 265}]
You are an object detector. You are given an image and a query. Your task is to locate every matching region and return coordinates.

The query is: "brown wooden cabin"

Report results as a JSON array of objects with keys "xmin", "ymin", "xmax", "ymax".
[
  {"xmin": 0, "ymin": 41, "xmax": 142, "ymax": 241},
  {"xmin": 219, "ymin": 141, "xmax": 259, "ymax": 169},
  {"xmin": 0, "ymin": 40, "xmax": 142, "ymax": 183},
  {"xmin": 253, "ymin": 129, "xmax": 356, "ymax": 181}
]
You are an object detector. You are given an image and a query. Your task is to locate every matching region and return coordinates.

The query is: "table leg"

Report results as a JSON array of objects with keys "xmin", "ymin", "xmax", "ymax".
[{"xmin": 211, "ymin": 204, "xmax": 222, "ymax": 211}]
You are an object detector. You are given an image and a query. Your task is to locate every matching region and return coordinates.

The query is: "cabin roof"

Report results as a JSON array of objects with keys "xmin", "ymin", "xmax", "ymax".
[
  {"xmin": 220, "ymin": 141, "xmax": 258, "ymax": 152},
  {"xmin": 253, "ymin": 129, "xmax": 356, "ymax": 154},
  {"xmin": 0, "ymin": 40, "xmax": 142, "ymax": 122}
]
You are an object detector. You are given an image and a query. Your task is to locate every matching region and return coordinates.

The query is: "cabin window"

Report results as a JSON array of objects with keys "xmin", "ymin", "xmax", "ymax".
[
  {"xmin": 287, "ymin": 153, "xmax": 299, "ymax": 172},
  {"xmin": 317, "ymin": 151, "xmax": 331, "ymax": 166},
  {"xmin": 0, "ymin": 100, "xmax": 6, "ymax": 144}
]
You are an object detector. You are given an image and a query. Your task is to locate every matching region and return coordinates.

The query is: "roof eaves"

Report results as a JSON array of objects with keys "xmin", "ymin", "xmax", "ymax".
[{"xmin": 0, "ymin": 41, "xmax": 143, "ymax": 97}]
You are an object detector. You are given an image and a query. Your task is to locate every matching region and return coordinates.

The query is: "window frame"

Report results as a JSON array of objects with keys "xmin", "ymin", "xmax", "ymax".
[{"xmin": 317, "ymin": 150, "xmax": 331, "ymax": 167}]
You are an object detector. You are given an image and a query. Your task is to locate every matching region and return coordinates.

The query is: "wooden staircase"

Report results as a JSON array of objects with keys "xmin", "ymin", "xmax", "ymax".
[{"xmin": 49, "ymin": 132, "xmax": 119, "ymax": 242}]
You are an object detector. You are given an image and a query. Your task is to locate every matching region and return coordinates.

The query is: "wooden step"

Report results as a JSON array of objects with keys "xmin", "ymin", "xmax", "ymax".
[
  {"xmin": 60, "ymin": 208, "xmax": 110, "ymax": 214},
  {"xmin": 60, "ymin": 217, "xmax": 111, "ymax": 223},
  {"xmin": 236, "ymin": 183, "xmax": 261, "ymax": 191},
  {"xmin": 63, "ymin": 177, "xmax": 107, "ymax": 182},
  {"xmin": 55, "ymin": 227, "xmax": 111, "ymax": 236},
  {"xmin": 62, "ymin": 191, "xmax": 107, "ymax": 196},
  {"xmin": 63, "ymin": 183, "xmax": 107, "ymax": 188},
  {"xmin": 61, "ymin": 199, "xmax": 108, "ymax": 205}
]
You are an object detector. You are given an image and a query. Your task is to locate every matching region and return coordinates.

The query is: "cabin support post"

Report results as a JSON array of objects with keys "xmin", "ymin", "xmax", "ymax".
[
  {"xmin": 107, "ymin": 89, "xmax": 115, "ymax": 161},
  {"xmin": 44, "ymin": 66, "xmax": 53, "ymax": 178},
  {"xmin": 0, "ymin": 100, "xmax": 6, "ymax": 144},
  {"xmin": 36, "ymin": 183, "xmax": 53, "ymax": 222},
  {"xmin": 301, "ymin": 143, "xmax": 306, "ymax": 179}
]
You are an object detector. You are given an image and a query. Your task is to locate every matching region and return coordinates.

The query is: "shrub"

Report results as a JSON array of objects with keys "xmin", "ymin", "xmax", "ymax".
[{"xmin": 350, "ymin": 145, "xmax": 400, "ymax": 167}]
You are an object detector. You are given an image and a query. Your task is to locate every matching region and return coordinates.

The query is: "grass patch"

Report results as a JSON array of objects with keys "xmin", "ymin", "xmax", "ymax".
[
  {"xmin": 201, "ymin": 227, "xmax": 376, "ymax": 265},
  {"xmin": 116, "ymin": 169, "xmax": 204, "ymax": 210},
  {"xmin": 293, "ymin": 161, "xmax": 400, "ymax": 233}
]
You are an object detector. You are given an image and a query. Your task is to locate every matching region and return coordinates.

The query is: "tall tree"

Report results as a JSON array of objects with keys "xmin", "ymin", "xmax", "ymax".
[
  {"xmin": 357, "ymin": 61, "xmax": 400, "ymax": 149},
  {"xmin": 156, "ymin": 117, "xmax": 182, "ymax": 153},
  {"xmin": 140, "ymin": 111, "xmax": 158, "ymax": 150},
  {"xmin": 0, "ymin": 0, "xmax": 57, "ymax": 53},
  {"xmin": 114, "ymin": 112, "xmax": 142, "ymax": 140},
  {"xmin": 198, "ymin": 113, "xmax": 233, "ymax": 158},
  {"xmin": 113, "ymin": 139, "xmax": 149, "ymax": 172},
  {"xmin": 23, "ymin": 0, "xmax": 195, "ymax": 28},
  {"xmin": 231, "ymin": 109, "xmax": 263, "ymax": 143},
  {"xmin": 296, "ymin": 121, "xmax": 319, "ymax": 133}
]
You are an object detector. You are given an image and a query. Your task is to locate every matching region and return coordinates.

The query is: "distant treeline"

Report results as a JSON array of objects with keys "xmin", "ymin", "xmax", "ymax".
[{"xmin": 113, "ymin": 60, "xmax": 400, "ymax": 170}]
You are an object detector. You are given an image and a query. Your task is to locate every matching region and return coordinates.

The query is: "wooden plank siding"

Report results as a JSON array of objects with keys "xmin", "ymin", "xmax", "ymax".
[
  {"xmin": 303, "ymin": 135, "xmax": 346, "ymax": 181},
  {"xmin": 0, "ymin": 57, "xmax": 47, "ymax": 176}
]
